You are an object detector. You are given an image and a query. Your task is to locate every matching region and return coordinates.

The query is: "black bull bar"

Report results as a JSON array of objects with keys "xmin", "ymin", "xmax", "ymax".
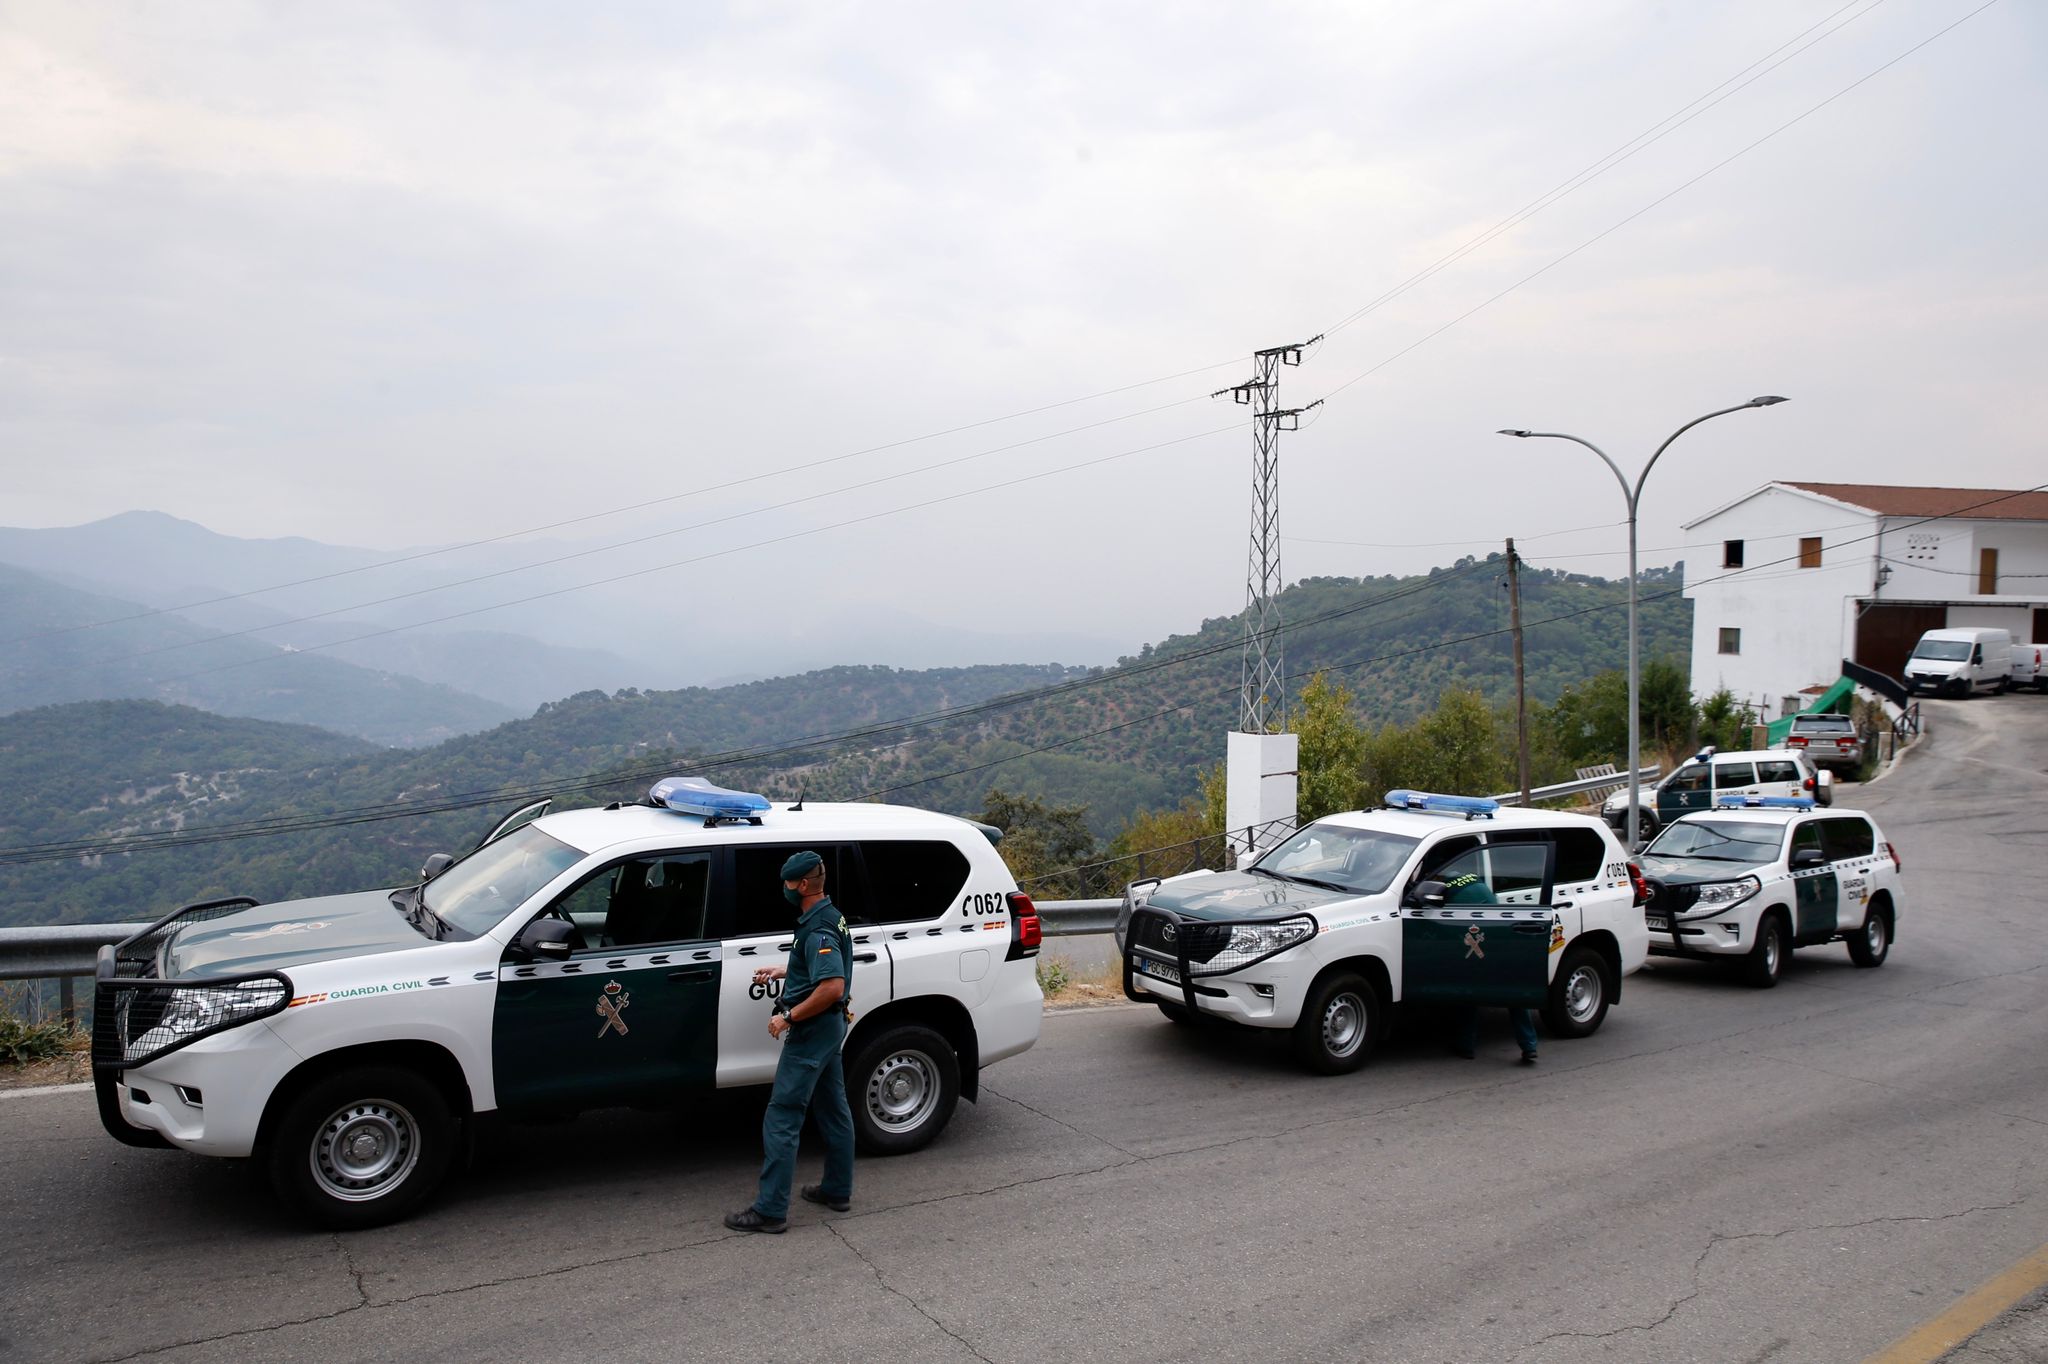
[{"xmin": 1120, "ymin": 905, "xmax": 1318, "ymax": 1014}]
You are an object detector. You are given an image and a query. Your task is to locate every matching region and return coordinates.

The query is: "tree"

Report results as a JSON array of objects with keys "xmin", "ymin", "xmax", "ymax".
[
  {"xmin": 1291, "ymin": 672, "xmax": 1370, "ymax": 822},
  {"xmin": 1696, "ymin": 689, "xmax": 1756, "ymax": 752},
  {"xmin": 977, "ymin": 788, "xmax": 1096, "ymax": 890}
]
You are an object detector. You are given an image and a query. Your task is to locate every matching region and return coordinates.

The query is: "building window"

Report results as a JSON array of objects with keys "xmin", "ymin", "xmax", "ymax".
[
  {"xmin": 1719, "ymin": 627, "xmax": 1741, "ymax": 655},
  {"xmin": 1723, "ymin": 539, "xmax": 1745, "ymax": 568},
  {"xmin": 1979, "ymin": 547, "xmax": 1999, "ymax": 595},
  {"xmin": 1799, "ymin": 536, "xmax": 1822, "ymax": 568}
]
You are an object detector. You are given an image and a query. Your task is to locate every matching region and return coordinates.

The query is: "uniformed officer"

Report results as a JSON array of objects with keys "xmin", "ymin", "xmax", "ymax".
[
  {"xmin": 724, "ymin": 850, "xmax": 856, "ymax": 1233},
  {"xmin": 1438, "ymin": 871, "xmax": 1539, "ymax": 1064}
]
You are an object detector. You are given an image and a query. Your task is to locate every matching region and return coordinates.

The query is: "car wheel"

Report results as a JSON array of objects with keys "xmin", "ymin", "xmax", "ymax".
[
  {"xmin": 1290, "ymin": 971, "xmax": 1382, "ymax": 1075},
  {"xmin": 1157, "ymin": 1002, "xmax": 1197, "ymax": 1026},
  {"xmin": 1541, "ymin": 946, "xmax": 1611, "ymax": 1038},
  {"xmin": 1847, "ymin": 905, "xmax": 1891, "ymax": 968},
  {"xmin": 267, "ymin": 1065, "xmax": 456, "ymax": 1230},
  {"xmin": 846, "ymin": 1023, "xmax": 959, "ymax": 1156},
  {"xmin": 1742, "ymin": 914, "xmax": 1787, "ymax": 989}
]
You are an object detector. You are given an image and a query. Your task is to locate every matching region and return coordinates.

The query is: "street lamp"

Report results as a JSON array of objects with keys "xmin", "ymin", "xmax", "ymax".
[{"xmin": 1497, "ymin": 395, "xmax": 1787, "ymax": 848}]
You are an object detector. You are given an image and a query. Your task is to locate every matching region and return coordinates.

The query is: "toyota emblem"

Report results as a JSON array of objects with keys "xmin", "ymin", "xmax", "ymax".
[{"xmin": 1161, "ymin": 922, "xmax": 1178, "ymax": 943}]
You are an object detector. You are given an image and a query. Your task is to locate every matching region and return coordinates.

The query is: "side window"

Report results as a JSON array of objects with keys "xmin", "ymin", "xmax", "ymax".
[
  {"xmin": 1664, "ymin": 766, "xmax": 1709, "ymax": 794},
  {"xmin": 1714, "ymin": 762, "xmax": 1759, "ymax": 788},
  {"xmin": 538, "ymin": 852, "xmax": 712, "ymax": 951},
  {"xmin": 1552, "ymin": 828, "xmax": 1608, "ymax": 883},
  {"xmin": 1817, "ymin": 818, "xmax": 1875, "ymax": 861},
  {"xmin": 857, "ymin": 841, "xmax": 971, "ymax": 924},
  {"xmin": 1790, "ymin": 823, "xmax": 1824, "ymax": 860},
  {"xmin": 1417, "ymin": 835, "xmax": 1482, "ymax": 884},
  {"xmin": 723, "ymin": 844, "xmax": 866, "ymax": 939},
  {"xmin": 1756, "ymin": 759, "xmax": 1800, "ymax": 784},
  {"xmin": 1427, "ymin": 843, "xmax": 1548, "ymax": 902}
]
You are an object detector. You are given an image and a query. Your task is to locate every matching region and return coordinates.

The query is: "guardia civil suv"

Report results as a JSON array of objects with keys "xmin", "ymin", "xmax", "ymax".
[
  {"xmin": 90, "ymin": 779, "xmax": 1043, "ymax": 1228},
  {"xmin": 1117, "ymin": 791, "xmax": 1651, "ymax": 1073},
  {"xmin": 1638, "ymin": 797, "xmax": 1902, "ymax": 988}
]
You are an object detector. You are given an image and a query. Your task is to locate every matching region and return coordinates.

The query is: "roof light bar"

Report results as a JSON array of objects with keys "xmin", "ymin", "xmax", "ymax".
[
  {"xmin": 1384, "ymin": 790, "xmax": 1499, "ymax": 819},
  {"xmin": 650, "ymin": 777, "xmax": 771, "ymax": 825}
]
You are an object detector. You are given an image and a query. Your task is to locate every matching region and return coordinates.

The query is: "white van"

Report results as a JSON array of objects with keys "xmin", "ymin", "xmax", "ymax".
[
  {"xmin": 1903, "ymin": 628, "xmax": 2012, "ymax": 697},
  {"xmin": 2012, "ymin": 642, "xmax": 2045, "ymax": 692}
]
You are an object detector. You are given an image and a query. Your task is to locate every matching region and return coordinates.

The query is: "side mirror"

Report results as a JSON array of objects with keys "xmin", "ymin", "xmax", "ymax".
[
  {"xmin": 1790, "ymin": 848, "xmax": 1827, "ymax": 870},
  {"xmin": 512, "ymin": 917, "xmax": 576, "ymax": 961},
  {"xmin": 1406, "ymin": 880, "xmax": 1447, "ymax": 910},
  {"xmin": 419, "ymin": 852, "xmax": 456, "ymax": 882},
  {"xmin": 1815, "ymin": 770, "xmax": 1833, "ymax": 789}
]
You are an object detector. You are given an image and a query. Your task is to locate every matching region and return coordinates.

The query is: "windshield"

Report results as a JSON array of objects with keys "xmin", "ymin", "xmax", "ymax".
[
  {"xmin": 1911, "ymin": 639, "xmax": 1971, "ymax": 662},
  {"xmin": 1643, "ymin": 819, "xmax": 1781, "ymax": 865},
  {"xmin": 1251, "ymin": 823, "xmax": 1420, "ymax": 894},
  {"xmin": 423, "ymin": 824, "xmax": 584, "ymax": 935}
]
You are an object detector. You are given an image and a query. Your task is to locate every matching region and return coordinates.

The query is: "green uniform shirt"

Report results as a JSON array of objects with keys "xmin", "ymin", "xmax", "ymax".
[
  {"xmin": 783, "ymin": 895, "xmax": 852, "ymax": 1013},
  {"xmin": 1442, "ymin": 873, "xmax": 1499, "ymax": 905}
]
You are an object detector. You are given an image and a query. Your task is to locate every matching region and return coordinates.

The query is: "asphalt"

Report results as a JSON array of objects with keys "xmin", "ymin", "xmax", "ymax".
[{"xmin": 2, "ymin": 694, "xmax": 2045, "ymax": 1364}]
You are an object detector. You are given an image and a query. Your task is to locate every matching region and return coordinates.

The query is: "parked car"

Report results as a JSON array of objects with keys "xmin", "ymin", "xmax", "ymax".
[
  {"xmin": 1116, "ymin": 791, "xmax": 1650, "ymax": 1073},
  {"xmin": 1639, "ymin": 797, "xmax": 1902, "ymax": 988},
  {"xmin": 1602, "ymin": 748, "xmax": 1830, "ymax": 842},
  {"xmin": 90, "ymin": 778, "xmax": 1044, "ymax": 1227},
  {"xmin": 1904, "ymin": 627, "xmax": 2012, "ymax": 696},
  {"xmin": 2012, "ymin": 642, "xmax": 2045, "ymax": 692},
  {"xmin": 1779, "ymin": 712, "xmax": 1864, "ymax": 774}
]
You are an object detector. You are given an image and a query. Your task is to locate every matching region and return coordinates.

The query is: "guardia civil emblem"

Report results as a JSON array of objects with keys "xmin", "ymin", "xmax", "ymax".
[
  {"xmin": 1463, "ymin": 926, "xmax": 1486, "ymax": 959},
  {"xmin": 595, "ymin": 980, "xmax": 631, "ymax": 1038}
]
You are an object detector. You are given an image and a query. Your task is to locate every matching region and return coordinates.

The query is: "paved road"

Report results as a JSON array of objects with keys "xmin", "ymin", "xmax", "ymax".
[{"xmin": 4, "ymin": 697, "xmax": 2046, "ymax": 1364}]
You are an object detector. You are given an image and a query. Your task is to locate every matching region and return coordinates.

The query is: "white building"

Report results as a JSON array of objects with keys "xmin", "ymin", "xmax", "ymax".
[{"xmin": 1682, "ymin": 482, "xmax": 2048, "ymax": 717}]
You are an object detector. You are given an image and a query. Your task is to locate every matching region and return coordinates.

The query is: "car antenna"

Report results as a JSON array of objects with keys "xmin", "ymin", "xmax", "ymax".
[{"xmin": 790, "ymin": 787, "xmax": 805, "ymax": 812}]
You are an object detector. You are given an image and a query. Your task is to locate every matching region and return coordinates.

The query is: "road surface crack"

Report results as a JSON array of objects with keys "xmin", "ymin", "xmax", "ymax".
[
  {"xmin": 828, "ymin": 1221, "xmax": 994, "ymax": 1363},
  {"xmin": 1510, "ymin": 1201, "xmax": 2028, "ymax": 1359},
  {"xmin": 980, "ymin": 1080, "xmax": 1138, "ymax": 1156}
]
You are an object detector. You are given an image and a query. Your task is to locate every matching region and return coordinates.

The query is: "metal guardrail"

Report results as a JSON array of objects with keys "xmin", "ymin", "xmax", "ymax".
[
  {"xmin": 1489, "ymin": 764, "xmax": 1662, "ymax": 807},
  {"xmin": 0, "ymin": 924, "xmax": 146, "ymax": 982}
]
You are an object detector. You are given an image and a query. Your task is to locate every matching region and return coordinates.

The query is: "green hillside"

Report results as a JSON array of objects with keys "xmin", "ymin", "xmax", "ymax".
[{"xmin": 0, "ymin": 560, "xmax": 1685, "ymax": 927}]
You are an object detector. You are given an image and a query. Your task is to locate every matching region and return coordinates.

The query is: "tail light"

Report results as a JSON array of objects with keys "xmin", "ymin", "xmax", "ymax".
[
  {"xmin": 1886, "ymin": 842, "xmax": 1901, "ymax": 872},
  {"xmin": 1627, "ymin": 861, "xmax": 1651, "ymax": 907},
  {"xmin": 1787, "ymin": 736, "xmax": 1808, "ymax": 747},
  {"xmin": 1006, "ymin": 892, "xmax": 1041, "ymax": 960},
  {"xmin": 1803, "ymin": 777, "xmax": 1816, "ymax": 791}
]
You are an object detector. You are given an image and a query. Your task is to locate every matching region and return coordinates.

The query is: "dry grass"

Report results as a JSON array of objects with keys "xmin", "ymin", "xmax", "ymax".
[{"xmin": 1036, "ymin": 953, "xmax": 1133, "ymax": 1011}]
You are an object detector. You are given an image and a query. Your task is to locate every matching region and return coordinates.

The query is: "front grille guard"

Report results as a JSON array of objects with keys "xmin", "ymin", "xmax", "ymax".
[
  {"xmin": 106, "ymin": 895, "xmax": 262, "ymax": 979},
  {"xmin": 1120, "ymin": 906, "xmax": 1318, "ymax": 1014}
]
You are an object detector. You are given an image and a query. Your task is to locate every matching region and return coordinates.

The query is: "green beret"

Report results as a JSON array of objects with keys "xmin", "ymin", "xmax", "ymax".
[{"xmin": 780, "ymin": 850, "xmax": 824, "ymax": 881}]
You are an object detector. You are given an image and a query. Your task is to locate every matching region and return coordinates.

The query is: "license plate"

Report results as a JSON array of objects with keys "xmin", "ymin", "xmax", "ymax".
[
  {"xmin": 1646, "ymin": 915, "xmax": 1670, "ymax": 931},
  {"xmin": 1138, "ymin": 959, "xmax": 1182, "ymax": 984}
]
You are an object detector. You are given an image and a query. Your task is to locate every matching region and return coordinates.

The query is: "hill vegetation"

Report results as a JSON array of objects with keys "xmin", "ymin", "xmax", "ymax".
[{"xmin": 0, "ymin": 558, "xmax": 1691, "ymax": 927}]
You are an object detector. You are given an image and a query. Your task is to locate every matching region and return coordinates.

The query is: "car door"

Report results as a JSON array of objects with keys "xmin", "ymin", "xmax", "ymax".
[
  {"xmin": 1658, "ymin": 764, "xmax": 1711, "ymax": 818},
  {"xmin": 1401, "ymin": 836, "xmax": 1554, "ymax": 1007},
  {"xmin": 1787, "ymin": 821, "xmax": 1839, "ymax": 943},
  {"xmin": 709, "ymin": 843, "xmax": 892, "ymax": 1087},
  {"xmin": 492, "ymin": 851, "xmax": 719, "ymax": 1114},
  {"xmin": 1817, "ymin": 816, "xmax": 1877, "ymax": 931}
]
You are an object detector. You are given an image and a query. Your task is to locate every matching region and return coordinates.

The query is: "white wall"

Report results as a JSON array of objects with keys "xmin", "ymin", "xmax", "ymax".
[
  {"xmin": 1683, "ymin": 488, "xmax": 1878, "ymax": 712},
  {"xmin": 1683, "ymin": 486, "xmax": 2048, "ymax": 708}
]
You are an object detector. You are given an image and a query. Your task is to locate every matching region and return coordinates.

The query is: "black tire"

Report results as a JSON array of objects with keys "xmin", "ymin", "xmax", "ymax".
[
  {"xmin": 846, "ymin": 1023, "xmax": 960, "ymax": 1156},
  {"xmin": 1290, "ymin": 970, "xmax": 1382, "ymax": 1075},
  {"xmin": 1541, "ymin": 945, "xmax": 1612, "ymax": 1038},
  {"xmin": 1156, "ymin": 1002, "xmax": 1197, "ymax": 1026},
  {"xmin": 1847, "ymin": 903, "xmax": 1892, "ymax": 968},
  {"xmin": 266, "ymin": 1065, "xmax": 457, "ymax": 1230},
  {"xmin": 1742, "ymin": 913, "xmax": 1788, "ymax": 989}
]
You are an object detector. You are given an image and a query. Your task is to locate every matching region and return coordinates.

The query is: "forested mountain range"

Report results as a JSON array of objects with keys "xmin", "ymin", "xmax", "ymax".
[{"xmin": 0, "ymin": 557, "xmax": 1686, "ymax": 927}]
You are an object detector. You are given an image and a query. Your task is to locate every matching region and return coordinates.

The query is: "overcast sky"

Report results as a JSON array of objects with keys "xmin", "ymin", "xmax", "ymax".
[{"xmin": 2, "ymin": 1, "xmax": 2042, "ymax": 668}]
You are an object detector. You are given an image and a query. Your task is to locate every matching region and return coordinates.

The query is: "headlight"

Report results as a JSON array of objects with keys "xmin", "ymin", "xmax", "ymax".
[
  {"xmin": 122, "ymin": 980, "xmax": 291, "ymax": 1062},
  {"xmin": 1682, "ymin": 876, "xmax": 1760, "ymax": 917},
  {"xmin": 1224, "ymin": 920, "xmax": 1316, "ymax": 957}
]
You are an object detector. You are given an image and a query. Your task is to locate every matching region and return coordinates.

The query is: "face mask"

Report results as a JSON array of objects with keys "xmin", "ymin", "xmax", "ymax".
[{"xmin": 784, "ymin": 887, "xmax": 804, "ymax": 907}]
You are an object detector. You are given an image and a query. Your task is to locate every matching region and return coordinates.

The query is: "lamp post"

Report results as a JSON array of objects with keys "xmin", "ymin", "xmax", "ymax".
[{"xmin": 1497, "ymin": 396, "xmax": 1787, "ymax": 848}]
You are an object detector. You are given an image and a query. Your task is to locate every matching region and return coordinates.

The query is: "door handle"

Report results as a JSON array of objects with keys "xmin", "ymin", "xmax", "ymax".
[
  {"xmin": 666, "ymin": 967, "xmax": 716, "ymax": 982},
  {"xmin": 854, "ymin": 952, "xmax": 878, "ymax": 963},
  {"xmin": 1550, "ymin": 901, "xmax": 1574, "ymax": 910},
  {"xmin": 1513, "ymin": 924, "xmax": 1549, "ymax": 935}
]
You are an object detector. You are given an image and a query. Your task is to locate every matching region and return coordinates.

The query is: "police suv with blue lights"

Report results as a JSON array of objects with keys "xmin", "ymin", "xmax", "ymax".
[
  {"xmin": 89, "ymin": 779, "xmax": 1043, "ymax": 1227},
  {"xmin": 1637, "ymin": 796, "xmax": 1902, "ymax": 988},
  {"xmin": 1116, "ymin": 791, "xmax": 1652, "ymax": 1072}
]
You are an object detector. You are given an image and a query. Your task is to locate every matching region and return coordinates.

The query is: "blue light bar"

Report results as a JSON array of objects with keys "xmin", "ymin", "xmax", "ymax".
[
  {"xmin": 1384, "ymin": 790, "xmax": 1500, "ymax": 818},
  {"xmin": 649, "ymin": 777, "xmax": 771, "ymax": 821},
  {"xmin": 1712, "ymin": 794, "xmax": 1815, "ymax": 810}
]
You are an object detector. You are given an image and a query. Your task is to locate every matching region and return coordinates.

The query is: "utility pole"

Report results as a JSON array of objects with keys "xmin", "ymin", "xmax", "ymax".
[
  {"xmin": 1217, "ymin": 335, "xmax": 1319, "ymax": 864},
  {"xmin": 1507, "ymin": 538, "xmax": 1531, "ymax": 805},
  {"xmin": 1217, "ymin": 336, "xmax": 1322, "ymax": 735}
]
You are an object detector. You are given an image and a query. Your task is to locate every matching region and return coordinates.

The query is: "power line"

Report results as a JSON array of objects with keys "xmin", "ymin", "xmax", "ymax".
[
  {"xmin": 1308, "ymin": 0, "xmax": 2004, "ymax": 410},
  {"xmin": 1319, "ymin": 0, "xmax": 1885, "ymax": 340}
]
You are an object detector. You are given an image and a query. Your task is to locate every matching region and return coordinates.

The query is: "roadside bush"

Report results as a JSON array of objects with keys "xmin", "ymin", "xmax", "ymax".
[{"xmin": 0, "ymin": 1014, "xmax": 76, "ymax": 1067}]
